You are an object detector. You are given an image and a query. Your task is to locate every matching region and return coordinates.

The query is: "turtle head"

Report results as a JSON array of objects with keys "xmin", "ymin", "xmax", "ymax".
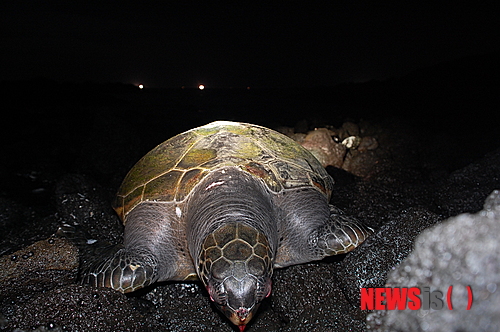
[
  {"xmin": 198, "ymin": 223, "xmax": 273, "ymax": 328},
  {"xmin": 207, "ymin": 273, "xmax": 272, "ymax": 328}
]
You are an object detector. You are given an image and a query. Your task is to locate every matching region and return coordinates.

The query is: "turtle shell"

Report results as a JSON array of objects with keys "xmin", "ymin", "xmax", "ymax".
[{"xmin": 113, "ymin": 121, "xmax": 334, "ymax": 222}]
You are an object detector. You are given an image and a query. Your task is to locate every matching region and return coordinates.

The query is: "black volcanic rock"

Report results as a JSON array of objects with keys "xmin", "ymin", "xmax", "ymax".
[{"xmin": 367, "ymin": 190, "xmax": 500, "ymax": 332}]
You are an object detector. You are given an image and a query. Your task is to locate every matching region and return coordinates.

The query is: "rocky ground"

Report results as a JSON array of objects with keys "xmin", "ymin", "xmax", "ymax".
[{"xmin": 1, "ymin": 75, "xmax": 499, "ymax": 331}]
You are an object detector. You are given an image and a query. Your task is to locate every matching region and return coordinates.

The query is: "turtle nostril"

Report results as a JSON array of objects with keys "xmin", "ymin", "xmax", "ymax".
[{"xmin": 236, "ymin": 307, "xmax": 249, "ymax": 320}]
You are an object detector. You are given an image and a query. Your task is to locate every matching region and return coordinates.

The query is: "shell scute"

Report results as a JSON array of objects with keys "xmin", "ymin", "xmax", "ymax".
[
  {"xmin": 113, "ymin": 121, "xmax": 333, "ymax": 220},
  {"xmin": 247, "ymin": 256, "xmax": 266, "ymax": 275},
  {"xmin": 223, "ymin": 239, "xmax": 253, "ymax": 261},
  {"xmin": 116, "ymin": 186, "xmax": 144, "ymax": 221},
  {"xmin": 176, "ymin": 168, "xmax": 207, "ymax": 201},
  {"xmin": 237, "ymin": 224, "xmax": 258, "ymax": 247},
  {"xmin": 253, "ymin": 242, "xmax": 269, "ymax": 258},
  {"xmin": 242, "ymin": 162, "xmax": 282, "ymax": 192},
  {"xmin": 308, "ymin": 172, "xmax": 333, "ymax": 195},
  {"xmin": 213, "ymin": 222, "xmax": 237, "ymax": 247},
  {"xmin": 176, "ymin": 148, "xmax": 217, "ymax": 170},
  {"xmin": 143, "ymin": 170, "xmax": 182, "ymax": 202},
  {"xmin": 119, "ymin": 131, "xmax": 197, "ymax": 196}
]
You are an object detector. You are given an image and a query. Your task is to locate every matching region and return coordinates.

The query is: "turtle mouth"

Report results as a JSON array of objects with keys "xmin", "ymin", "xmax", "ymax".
[
  {"xmin": 206, "ymin": 279, "xmax": 265, "ymax": 329},
  {"xmin": 236, "ymin": 307, "xmax": 249, "ymax": 320},
  {"xmin": 227, "ymin": 305, "xmax": 256, "ymax": 328}
]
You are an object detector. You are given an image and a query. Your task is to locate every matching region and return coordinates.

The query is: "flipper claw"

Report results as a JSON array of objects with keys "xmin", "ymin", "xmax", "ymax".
[
  {"xmin": 315, "ymin": 205, "xmax": 373, "ymax": 256},
  {"xmin": 82, "ymin": 247, "xmax": 158, "ymax": 293}
]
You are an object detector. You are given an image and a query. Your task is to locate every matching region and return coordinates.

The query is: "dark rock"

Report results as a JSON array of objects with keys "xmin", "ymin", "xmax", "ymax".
[
  {"xmin": 358, "ymin": 136, "xmax": 378, "ymax": 152},
  {"xmin": 300, "ymin": 127, "xmax": 347, "ymax": 168},
  {"xmin": 341, "ymin": 121, "xmax": 360, "ymax": 138},
  {"xmin": 0, "ymin": 237, "xmax": 78, "ymax": 305},
  {"xmin": 342, "ymin": 149, "xmax": 381, "ymax": 178},
  {"xmin": 367, "ymin": 190, "xmax": 500, "ymax": 332}
]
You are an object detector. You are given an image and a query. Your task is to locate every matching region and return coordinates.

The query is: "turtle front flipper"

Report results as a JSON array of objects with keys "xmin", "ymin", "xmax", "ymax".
[
  {"xmin": 274, "ymin": 187, "xmax": 372, "ymax": 268},
  {"xmin": 313, "ymin": 205, "xmax": 373, "ymax": 256},
  {"xmin": 57, "ymin": 224, "xmax": 159, "ymax": 293},
  {"xmin": 82, "ymin": 245, "xmax": 159, "ymax": 293}
]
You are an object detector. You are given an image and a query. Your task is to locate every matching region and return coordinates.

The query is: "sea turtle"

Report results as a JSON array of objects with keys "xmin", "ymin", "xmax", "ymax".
[{"xmin": 83, "ymin": 121, "xmax": 372, "ymax": 330}]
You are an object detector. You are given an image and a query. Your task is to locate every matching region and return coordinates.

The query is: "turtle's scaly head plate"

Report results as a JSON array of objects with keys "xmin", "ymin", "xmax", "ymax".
[{"xmin": 198, "ymin": 222, "xmax": 273, "ymax": 328}]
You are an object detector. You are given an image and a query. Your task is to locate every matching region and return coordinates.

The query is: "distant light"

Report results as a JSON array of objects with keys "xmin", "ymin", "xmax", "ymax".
[
  {"xmin": 198, "ymin": 84, "xmax": 205, "ymax": 90},
  {"xmin": 138, "ymin": 84, "xmax": 144, "ymax": 89}
]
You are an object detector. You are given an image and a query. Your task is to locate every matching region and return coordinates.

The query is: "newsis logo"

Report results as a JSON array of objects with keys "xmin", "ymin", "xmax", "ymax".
[{"xmin": 360, "ymin": 286, "xmax": 473, "ymax": 310}]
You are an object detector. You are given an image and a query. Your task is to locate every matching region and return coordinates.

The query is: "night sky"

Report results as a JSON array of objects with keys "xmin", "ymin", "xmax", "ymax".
[{"xmin": 2, "ymin": 2, "xmax": 499, "ymax": 88}]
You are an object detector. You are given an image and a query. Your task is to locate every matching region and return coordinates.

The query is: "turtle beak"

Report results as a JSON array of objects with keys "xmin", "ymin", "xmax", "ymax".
[{"xmin": 223, "ymin": 304, "xmax": 258, "ymax": 330}]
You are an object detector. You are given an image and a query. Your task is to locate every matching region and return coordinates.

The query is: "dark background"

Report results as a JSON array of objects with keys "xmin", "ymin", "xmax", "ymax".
[
  {"xmin": 2, "ymin": 1, "xmax": 500, "ymax": 210},
  {"xmin": 1, "ymin": 0, "xmax": 499, "ymax": 218},
  {"xmin": 2, "ymin": 2, "xmax": 499, "ymax": 88}
]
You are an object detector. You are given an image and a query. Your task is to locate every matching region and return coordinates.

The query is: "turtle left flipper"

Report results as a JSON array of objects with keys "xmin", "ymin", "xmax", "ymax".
[{"xmin": 312, "ymin": 204, "xmax": 373, "ymax": 257}]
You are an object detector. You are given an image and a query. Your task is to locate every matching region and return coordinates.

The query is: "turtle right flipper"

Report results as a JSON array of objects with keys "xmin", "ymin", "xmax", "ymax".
[
  {"xmin": 57, "ymin": 224, "xmax": 160, "ymax": 293},
  {"xmin": 82, "ymin": 245, "xmax": 159, "ymax": 293}
]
